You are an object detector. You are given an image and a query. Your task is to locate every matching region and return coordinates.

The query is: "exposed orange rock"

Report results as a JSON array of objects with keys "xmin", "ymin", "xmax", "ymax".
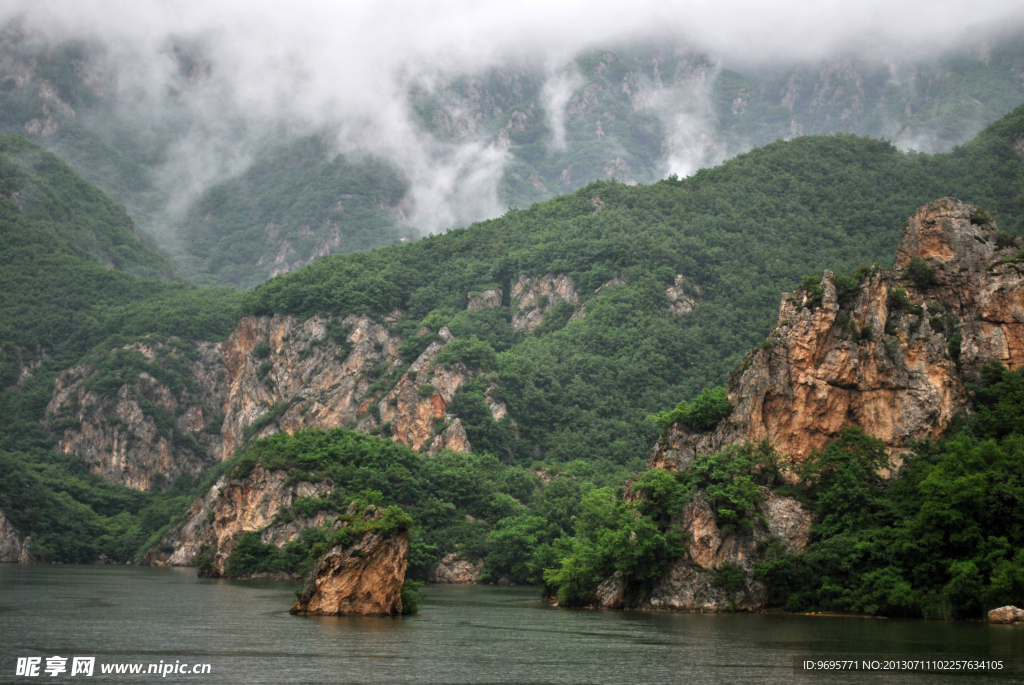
[
  {"xmin": 650, "ymin": 198, "xmax": 1023, "ymax": 468},
  {"xmin": 291, "ymin": 520, "xmax": 408, "ymax": 616}
]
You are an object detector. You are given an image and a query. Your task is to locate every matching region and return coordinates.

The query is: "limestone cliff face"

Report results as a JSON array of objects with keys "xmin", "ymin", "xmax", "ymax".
[
  {"xmin": 893, "ymin": 199, "xmax": 1024, "ymax": 376},
  {"xmin": 651, "ymin": 198, "xmax": 1023, "ymax": 468},
  {"xmin": 0, "ymin": 507, "xmax": 33, "ymax": 564},
  {"xmin": 291, "ymin": 516, "xmax": 409, "ymax": 616},
  {"xmin": 377, "ymin": 327, "xmax": 471, "ymax": 452},
  {"xmin": 597, "ymin": 489, "xmax": 813, "ymax": 611},
  {"xmin": 141, "ymin": 464, "xmax": 333, "ymax": 575},
  {"xmin": 218, "ymin": 314, "xmax": 406, "ymax": 458},
  {"xmin": 645, "ymin": 490, "xmax": 812, "ymax": 611},
  {"xmin": 47, "ymin": 312, "xmax": 495, "ymax": 491},
  {"xmin": 45, "ymin": 341, "xmax": 226, "ymax": 490},
  {"xmin": 511, "ymin": 274, "xmax": 583, "ymax": 333}
]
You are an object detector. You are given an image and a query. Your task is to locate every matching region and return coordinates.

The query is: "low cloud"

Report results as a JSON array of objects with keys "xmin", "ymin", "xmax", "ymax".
[{"xmin": 3, "ymin": 0, "xmax": 1023, "ymax": 234}]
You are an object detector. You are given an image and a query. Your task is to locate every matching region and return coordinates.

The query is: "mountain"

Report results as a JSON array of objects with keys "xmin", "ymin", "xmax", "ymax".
[
  {"xmin": 2, "ymin": 23, "xmax": 1024, "ymax": 288},
  {"xmin": 0, "ymin": 134, "xmax": 240, "ymax": 562},
  {"xmin": 2, "ymin": 100, "xmax": 1023, "ymax": 573}
]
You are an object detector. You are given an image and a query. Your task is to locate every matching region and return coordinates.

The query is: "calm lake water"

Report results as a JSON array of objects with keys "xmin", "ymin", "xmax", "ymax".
[{"xmin": 1, "ymin": 565, "xmax": 1021, "ymax": 684}]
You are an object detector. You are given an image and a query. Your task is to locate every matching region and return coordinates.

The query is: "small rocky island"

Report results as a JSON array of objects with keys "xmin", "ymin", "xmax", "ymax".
[{"xmin": 291, "ymin": 505, "xmax": 410, "ymax": 617}]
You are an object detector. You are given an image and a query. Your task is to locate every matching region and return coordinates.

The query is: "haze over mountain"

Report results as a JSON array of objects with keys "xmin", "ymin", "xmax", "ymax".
[{"xmin": 1, "ymin": 1, "xmax": 1024, "ymax": 287}]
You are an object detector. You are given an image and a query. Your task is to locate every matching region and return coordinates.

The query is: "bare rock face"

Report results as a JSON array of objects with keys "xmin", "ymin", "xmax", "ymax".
[
  {"xmin": 666, "ymin": 275, "xmax": 698, "ymax": 316},
  {"xmin": 511, "ymin": 274, "xmax": 582, "ymax": 333},
  {"xmin": 141, "ymin": 464, "xmax": 332, "ymax": 575},
  {"xmin": 218, "ymin": 314, "xmax": 402, "ymax": 459},
  {"xmin": 430, "ymin": 552, "xmax": 483, "ymax": 583},
  {"xmin": 893, "ymin": 199, "xmax": 1024, "ymax": 377},
  {"xmin": 639, "ymin": 489, "xmax": 813, "ymax": 612},
  {"xmin": 650, "ymin": 198, "xmax": 1023, "ymax": 467},
  {"xmin": 378, "ymin": 328, "xmax": 472, "ymax": 453},
  {"xmin": 0, "ymin": 507, "xmax": 33, "ymax": 564},
  {"xmin": 596, "ymin": 572, "xmax": 626, "ymax": 609},
  {"xmin": 291, "ymin": 523, "xmax": 409, "ymax": 616},
  {"xmin": 55, "ymin": 312, "xmax": 484, "ymax": 491},
  {"xmin": 428, "ymin": 419, "xmax": 471, "ymax": 456},
  {"xmin": 988, "ymin": 605, "xmax": 1024, "ymax": 624},
  {"xmin": 45, "ymin": 341, "xmax": 227, "ymax": 490},
  {"xmin": 467, "ymin": 288, "xmax": 503, "ymax": 310}
]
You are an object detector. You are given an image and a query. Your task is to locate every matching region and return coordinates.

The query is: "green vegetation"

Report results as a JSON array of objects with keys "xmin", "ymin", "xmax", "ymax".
[
  {"xmin": 225, "ymin": 427, "xmax": 544, "ymax": 579},
  {"xmin": 0, "ymin": 135, "xmax": 240, "ymax": 563},
  {"xmin": 175, "ymin": 136, "xmax": 413, "ymax": 289},
  {"xmin": 223, "ymin": 490, "xmax": 413, "ymax": 579},
  {"xmin": 754, "ymin": 364, "xmax": 1024, "ymax": 619},
  {"xmin": 236, "ymin": 104, "xmax": 1024, "ymax": 476},
  {"xmin": 652, "ymin": 386, "xmax": 732, "ymax": 433}
]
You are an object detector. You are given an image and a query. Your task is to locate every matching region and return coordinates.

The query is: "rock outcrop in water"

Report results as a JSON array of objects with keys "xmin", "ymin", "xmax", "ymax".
[
  {"xmin": 0, "ymin": 507, "xmax": 33, "ymax": 564},
  {"xmin": 988, "ymin": 606, "xmax": 1024, "ymax": 624},
  {"xmin": 650, "ymin": 198, "xmax": 1024, "ymax": 468},
  {"xmin": 291, "ymin": 510, "xmax": 409, "ymax": 616},
  {"xmin": 430, "ymin": 552, "xmax": 484, "ymax": 583}
]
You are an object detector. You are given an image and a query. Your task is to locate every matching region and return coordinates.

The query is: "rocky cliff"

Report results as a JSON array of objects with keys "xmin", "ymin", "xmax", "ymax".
[
  {"xmin": 291, "ymin": 511, "xmax": 409, "ymax": 616},
  {"xmin": 598, "ymin": 488, "xmax": 812, "ymax": 611},
  {"xmin": 651, "ymin": 490, "xmax": 811, "ymax": 611},
  {"xmin": 142, "ymin": 463, "xmax": 333, "ymax": 575},
  {"xmin": 651, "ymin": 198, "xmax": 1024, "ymax": 468},
  {"xmin": 0, "ymin": 507, "xmax": 33, "ymax": 564},
  {"xmin": 45, "ymin": 341, "xmax": 227, "ymax": 490},
  {"xmin": 47, "ymin": 301, "xmax": 519, "ymax": 491}
]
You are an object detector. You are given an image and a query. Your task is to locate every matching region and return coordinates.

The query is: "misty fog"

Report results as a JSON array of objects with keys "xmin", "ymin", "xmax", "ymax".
[{"xmin": 3, "ymin": 0, "xmax": 1024, "ymax": 241}]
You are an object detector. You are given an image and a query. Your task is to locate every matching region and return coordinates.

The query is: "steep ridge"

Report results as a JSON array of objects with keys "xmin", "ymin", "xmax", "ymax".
[
  {"xmin": 626, "ymin": 197, "xmax": 1023, "ymax": 612},
  {"xmin": 47, "ymin": 311, "xmax": 515, "ymax": 492},
  {"xmin": 651, "ymin": 198, "xmax": 1024, "ymax": 469}
]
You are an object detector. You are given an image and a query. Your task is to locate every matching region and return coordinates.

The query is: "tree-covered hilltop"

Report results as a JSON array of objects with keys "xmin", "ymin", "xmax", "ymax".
[
  {"xmin": 238, "ymin": 104, "xmax": 1024, "ymax": 472},
  {"xmin": 174, "ymin": 136, "xmax": 416, "ymax": 289}
]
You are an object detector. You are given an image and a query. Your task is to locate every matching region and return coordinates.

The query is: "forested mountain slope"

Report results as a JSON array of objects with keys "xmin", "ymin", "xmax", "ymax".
[
  {"xmin": 2, "ymin": 23, "xmax": 1024, "ymax": 288},
  {"xmin": 236, "ymin": 104, "xmax": 1024, "ymax": 472},
  {"xmin": 0, "ymin": 135, "xmax": 241, "ymax": 561}
]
